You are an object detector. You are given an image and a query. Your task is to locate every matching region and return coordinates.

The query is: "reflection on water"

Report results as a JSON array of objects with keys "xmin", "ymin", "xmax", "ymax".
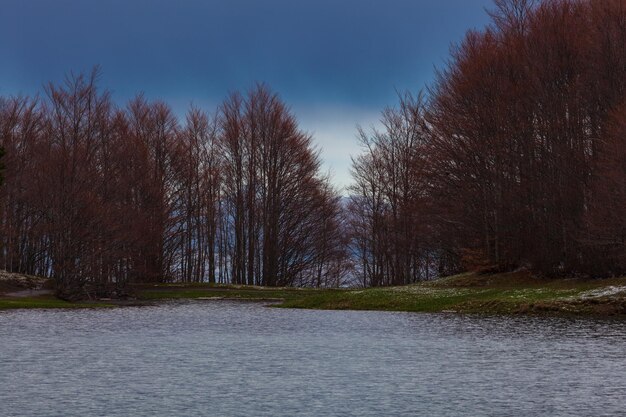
[{"xmin": 1, "ymin": 301, "xmax": 625, "ymax": 416}]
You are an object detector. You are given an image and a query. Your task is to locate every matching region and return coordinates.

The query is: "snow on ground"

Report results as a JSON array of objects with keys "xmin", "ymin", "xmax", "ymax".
[
  {"xmin": 388, "ymin": 285, "xmax": 481, "ymax": 297},
  {"xmin": 0, "ymin": 270, "xmax": 48, "ymax": 290},
  {"xmin": 578, "ymin": 286, "xmax": 626, "ymax": 299}
]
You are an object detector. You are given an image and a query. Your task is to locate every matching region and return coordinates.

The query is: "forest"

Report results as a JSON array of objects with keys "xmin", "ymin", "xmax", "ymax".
[{"xmin": 0, "ymin": 0, "xmax": 625, "ymax": 299}]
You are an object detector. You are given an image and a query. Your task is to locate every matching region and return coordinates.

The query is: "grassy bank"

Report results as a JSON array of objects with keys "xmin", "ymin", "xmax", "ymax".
[
  {"xmin": 278, "ymin": 272, "xmax": 626, "ymax": 316},
  {"xmin": 1, "ymin": 272, "xmax": 625, "ymax": 316},
  {"xmin": 135, "ymin": 283, "xmax": 337, "ymax": 304},
  {"xmin": 135, "ymin": 272, "xmax": 626, "ymax": 316},
  {"xmin": 0, "ymin": 296, "xmax": 115, "ymax": 310}
]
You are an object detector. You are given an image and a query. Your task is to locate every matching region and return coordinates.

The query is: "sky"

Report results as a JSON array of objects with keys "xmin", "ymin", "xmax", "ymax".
[{"xmin": 0, "ymin": 0, "xmax": 494, "ymax": 192}]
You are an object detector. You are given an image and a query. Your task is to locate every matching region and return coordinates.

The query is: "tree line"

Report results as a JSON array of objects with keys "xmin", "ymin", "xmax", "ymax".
[
  {"xmin": 350, "ymin": 0, "xmax": 626, "ymax": 286},
  {"xmin": 1, "ymin": 0, "xmax": 625, "ymax": 297},
  {"xmin": 0, "ymin": 74, "xmax": 348, "ymax": 298}
]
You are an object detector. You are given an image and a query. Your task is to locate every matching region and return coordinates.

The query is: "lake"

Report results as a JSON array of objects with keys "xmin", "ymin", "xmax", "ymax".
[{"xmin": 1, "ymin": 301, "xmax": 625, "ymax": 416}]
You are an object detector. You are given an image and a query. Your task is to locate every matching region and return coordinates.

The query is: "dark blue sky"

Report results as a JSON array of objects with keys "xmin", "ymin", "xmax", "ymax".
[{"xmin": 1, "ymin": 0, "xmax": 493, "ymax": 189}]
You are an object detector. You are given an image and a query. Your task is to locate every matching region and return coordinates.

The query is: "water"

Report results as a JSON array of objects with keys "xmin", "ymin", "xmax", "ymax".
[{"xmin": 1, "ymin": 301, "xmax": 625, "ymax": 417}]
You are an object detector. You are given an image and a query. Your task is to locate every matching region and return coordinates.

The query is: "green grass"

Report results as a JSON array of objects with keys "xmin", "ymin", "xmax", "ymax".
[
  {"xmin": 273, "ymin": 272, "xmax": 626, "ymax": 316},
  {"xmin": 136, "ymin": 284, "xmax": 323, "ymax": 301},
  {"xmin": 1, "ymin": 272, "xmax": 625, "ymax": 316},
  {"xmin": 133, "ymin": 272, "xmax": 626, "ymax": 316},
  {"xmin": 0, "ymin": 296, "xmax": 114, "ymax": 310},
  {"xmin": 276, "ymin": 285, "xmax": 564, "ymax": 313}
]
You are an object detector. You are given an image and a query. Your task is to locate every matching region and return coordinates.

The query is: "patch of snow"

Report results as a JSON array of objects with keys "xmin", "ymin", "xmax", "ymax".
[
  {"xmin": 388, "ymin": 286, "xmax": 481, "ymax": 297},
  {"xmin": 578, "ymin": 286, "xmax": 626, "ymax": 299},
  {"xmin": 0, "ymin": 270, "xmax": 48, "ymax": 289}
]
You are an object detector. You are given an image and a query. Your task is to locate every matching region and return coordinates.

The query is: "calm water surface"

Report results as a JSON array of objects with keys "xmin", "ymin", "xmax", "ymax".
[{"xmin": 1, "ymin": 301, "xmax": 625, "ymax": 416}]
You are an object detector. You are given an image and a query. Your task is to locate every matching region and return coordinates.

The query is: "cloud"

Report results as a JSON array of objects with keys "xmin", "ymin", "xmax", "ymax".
[{"xmin": 294, "ymin": 103, "xmax": 382, "ymax": 194}]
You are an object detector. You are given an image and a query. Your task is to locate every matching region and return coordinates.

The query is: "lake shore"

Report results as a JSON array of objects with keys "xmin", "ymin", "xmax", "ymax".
[{"xmin": 1, "ymin": 271, "xmax": 625, "ymax": 316}]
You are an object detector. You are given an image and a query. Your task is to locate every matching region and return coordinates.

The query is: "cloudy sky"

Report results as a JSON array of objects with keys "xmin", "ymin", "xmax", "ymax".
[{"xmin": 1, "ymin": 0, "xmax": 493, "ymax": 191}]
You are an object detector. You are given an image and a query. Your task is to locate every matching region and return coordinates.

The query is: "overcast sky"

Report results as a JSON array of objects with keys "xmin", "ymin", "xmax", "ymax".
[{"xmin": 1, "ymin": 0, "xmax": 493, "ymax": 191}]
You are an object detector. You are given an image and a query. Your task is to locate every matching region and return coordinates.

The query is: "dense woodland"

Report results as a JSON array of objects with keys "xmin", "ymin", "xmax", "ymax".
[
  {"xmin": 350, "ymin": 0, "xmax": 626, "ymax": 285},
  {"xmin": 0, "ymin": 80, "xmax": 349, "ymax": 298},
  {"xmin": 0, "ymin": 0, "xmax": 625, "ymax": 298}
]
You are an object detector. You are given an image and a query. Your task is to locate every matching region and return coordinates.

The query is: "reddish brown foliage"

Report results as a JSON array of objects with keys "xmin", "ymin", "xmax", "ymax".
[
  {"xmin": 350, "ymin": 0, "xmax": 626, "ymax": 281},
  {"xmin": 0, "ymin": 76, "xmax": 346, "ymax": 297}
]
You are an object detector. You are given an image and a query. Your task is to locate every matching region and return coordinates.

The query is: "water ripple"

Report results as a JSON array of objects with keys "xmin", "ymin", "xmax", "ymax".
[{"xmin": 1, "ymin": 302, "xmax": 625, "ymax": 416}]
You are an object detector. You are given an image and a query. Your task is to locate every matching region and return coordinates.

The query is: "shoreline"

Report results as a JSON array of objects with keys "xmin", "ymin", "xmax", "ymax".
[{"xmin": 1, "ymin": 272, "xmax": 625, "ymax": 317}]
